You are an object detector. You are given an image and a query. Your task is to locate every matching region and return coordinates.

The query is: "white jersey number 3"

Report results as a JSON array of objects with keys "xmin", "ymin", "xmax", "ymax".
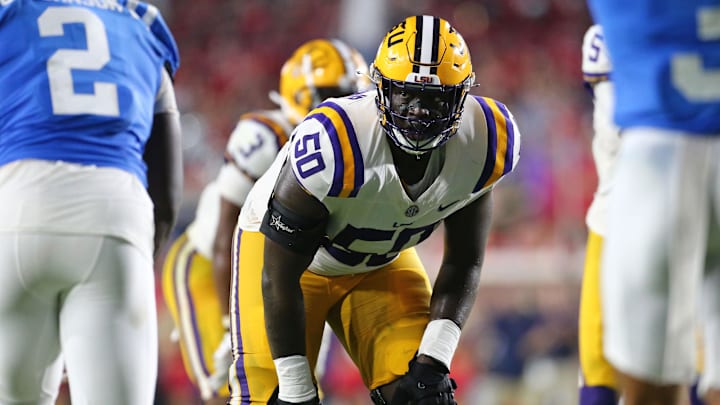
[
  {"xmin": 672, "ymin": 7, "xmax": 720, "ymax": 102},
  {"xmin": 38, "ymin": 7, "xmax": 120, "ymax": 116}
]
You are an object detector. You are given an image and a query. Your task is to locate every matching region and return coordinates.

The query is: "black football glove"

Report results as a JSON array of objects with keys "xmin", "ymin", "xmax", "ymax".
[
  {"xmin": 371, "ymin": 357, "xmax": 457, "ymax": 405},
  {"xmin": 269, "ymin": 386, "xmax": 321, "ymax": 405}
]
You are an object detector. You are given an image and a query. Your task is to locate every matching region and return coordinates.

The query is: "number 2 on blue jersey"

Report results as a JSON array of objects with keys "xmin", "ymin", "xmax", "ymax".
[{"xmin": 38, "ymin": 7, "xmax": 119, "ymax": 116}]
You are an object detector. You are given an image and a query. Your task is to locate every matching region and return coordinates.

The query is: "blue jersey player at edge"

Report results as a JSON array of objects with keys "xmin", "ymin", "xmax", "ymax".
[
  {"xmin": 0, "ymin": 0, "xmax": 182, "ymax": 404},
  {"xmin": 587, "ymin": 1, "xmax": 720, "ymax": 404}
]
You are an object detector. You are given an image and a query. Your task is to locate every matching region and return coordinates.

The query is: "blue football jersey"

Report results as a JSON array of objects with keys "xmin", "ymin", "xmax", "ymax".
[
  {"xmin": 0, "ymin": 0, "xmax": 180, "ymax": 185},
  {"xmin": 588, "ymin": 0, "xmax": 720, "ymax": 134}
]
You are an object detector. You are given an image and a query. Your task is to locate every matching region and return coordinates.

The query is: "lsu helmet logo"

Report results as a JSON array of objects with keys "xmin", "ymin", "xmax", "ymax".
[{"xmin": 411, "ymin": 74, "xmax": 440, "ymax": 85}]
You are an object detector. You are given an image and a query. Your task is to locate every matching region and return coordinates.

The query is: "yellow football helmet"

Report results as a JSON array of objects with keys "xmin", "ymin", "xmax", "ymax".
[
  {"xmin": 371, "ymin": 15, "xmax": 475, "ymax": 154},
  {"xmin": 273, "ymin": 39, "xmax": 371, "ymax": 125}
]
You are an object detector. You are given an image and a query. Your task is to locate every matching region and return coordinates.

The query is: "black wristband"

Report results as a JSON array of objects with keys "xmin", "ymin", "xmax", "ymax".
[{"xmin": 260, "ymin": 197, "xmax": 327, "ymax": 255}]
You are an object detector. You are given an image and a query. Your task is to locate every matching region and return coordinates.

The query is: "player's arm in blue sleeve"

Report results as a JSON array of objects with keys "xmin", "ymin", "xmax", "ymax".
[{"xmin": 145, "ymin": 69, "xmax": 183, "ymax": 257}]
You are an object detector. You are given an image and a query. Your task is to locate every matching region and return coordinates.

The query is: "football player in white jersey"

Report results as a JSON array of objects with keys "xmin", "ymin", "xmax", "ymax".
[
  {"xmin": 161, "ymin": 38, "xmax": 370, "ymax": 404},
  {"xmin": 0, "ymin": 1, "xmax": 181, "ymax": 404},
  {"xmin": 227, "ymin": 15, "xmax": 521, "ymax": 405},
  {"xmin": 577, "ymin": 24, "xmax": 622, "ymax": 405}
]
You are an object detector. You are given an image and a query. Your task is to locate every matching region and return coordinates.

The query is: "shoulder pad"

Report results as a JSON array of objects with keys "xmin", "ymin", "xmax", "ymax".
[
  {"xmin": 470, "ymin": 96, "xmax": 521, "ymax": 193},
  {"xmin": 582, "ymin": 24, "xmax": 612, "ymax": 84},
  {"xmin": 237, "ymin": 111, "xmax": 291, "ymax": 146},
  {"xmin": 0, "ymin": 0, "xmax": 19, "ymax": 18},
  {"xmin": 287, "ymin": 100, "xmax": 365, "ymax": 200},
  {"xmin": 120, "ymin": 0, "xmax": 180, "ymax": 77}
]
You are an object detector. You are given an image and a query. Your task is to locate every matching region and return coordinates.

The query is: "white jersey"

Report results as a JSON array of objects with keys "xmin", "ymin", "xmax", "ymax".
[
  {"xmin": 582, "ymin": 25, "xmax": 621, "ymax": 236},
  {"xmin": 186, "ymin": 109, "xmax": 293, "ymax": 257},
  {"xmin": 238, "ymin": 90, "xmax": 521, "ymax": 276}
]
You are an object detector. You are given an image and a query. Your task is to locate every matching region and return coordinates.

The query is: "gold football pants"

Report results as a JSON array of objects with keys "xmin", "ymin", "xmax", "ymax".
[
  {"xmin": 228, "ymin": 230, "xmax": 431, "ymax": 404},
  {"xmin": 162, "ymin": 232, "xmax": 230, "ymax": 399},
  {"xmin": 579, "ymin": 230, "xmax": 618, "ymax": 392}
]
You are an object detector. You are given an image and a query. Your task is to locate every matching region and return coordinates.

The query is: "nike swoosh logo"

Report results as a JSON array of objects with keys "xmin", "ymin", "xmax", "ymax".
[
  {"xmin": 438, "ymin": 200, "xmax": 460, "ymax": 212},
  {"xmin": 393, "ymin": 221, "xmax": 415, "ymax": 228}
]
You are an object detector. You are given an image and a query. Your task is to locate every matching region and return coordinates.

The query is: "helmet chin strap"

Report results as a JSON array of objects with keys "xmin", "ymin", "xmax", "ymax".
[{"xmin": 389, "ymin": 128, "xmax": 434, "ymax": 158}]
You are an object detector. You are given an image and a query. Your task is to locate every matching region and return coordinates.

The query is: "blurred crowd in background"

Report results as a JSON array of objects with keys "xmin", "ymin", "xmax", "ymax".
[{"xmin": 66, "ymin": 1, "xmax": 596, "ymax": 404}]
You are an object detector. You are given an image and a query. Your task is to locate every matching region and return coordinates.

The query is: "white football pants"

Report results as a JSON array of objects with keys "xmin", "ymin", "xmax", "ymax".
[
  {"xmin": 0, "ymin": 233, "xmax": 157, "ymax": 405},
  {"xmin": 602, "ymin": 128, "xmax": 720, "ymax": 392}
]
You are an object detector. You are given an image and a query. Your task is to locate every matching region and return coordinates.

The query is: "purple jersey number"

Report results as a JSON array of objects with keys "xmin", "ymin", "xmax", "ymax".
[
  {"xmin": 325, "ymin": 222, "xmax": 439, "ymax": 267},
  {"xmin": 294, "ymin": 131, "xmax": 325, "ymax": 178}
]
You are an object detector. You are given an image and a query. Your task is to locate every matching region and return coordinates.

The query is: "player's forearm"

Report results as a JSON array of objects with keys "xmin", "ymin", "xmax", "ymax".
[
  {"xmin": 415, "ymin": 263, "xmax": 481, "ymax": 370},
  {"xmin": 260, "ymin": 239, "xmax": 313, "ymax": 358},
  {"xmin": 262, "ymin": 276, "xmax": 308, "ymax": 358},
  {"xmin": 432, "ymin": 193, "xmax": 491, "ymax": 326},
  {"xmin": 212, "ymin": 244, "xmax": 232, "ymax": 317},
  {"xmin": 429, "ymin": 262, "xmax": 482, "ymax": 327},
  {"xmin": 212, "ymin": 199, "xmax": 242, "ymax": 316},
  {"xmin": 145, "ymin": 111, "xmax": 183, "ymax": 256},
  {"xmin": 262, "ymin": 272, "xmax": 317, "ymax": 402}
]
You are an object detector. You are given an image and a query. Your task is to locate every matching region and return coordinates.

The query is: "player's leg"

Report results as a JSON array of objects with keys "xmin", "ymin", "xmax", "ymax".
[
  {"xmin": 0, "ymin": 233, "xmax": 65, "ymax": 405},
  {"xmin": 161, "ymin": 232, "xmax": 229, "ymax": 401},
  {"xmin": 326, "ymin": 248, "xmax": 431, "ymax": 395},
  {"xmin": 700, "ymin": 270, "xmax": 720, "ymax": 405},
  {"xmin": 578, "ymin": 230, "xmax": 619, "ymax": 405},
  {"xmin": 700, "ymin": 183, "xmax": 720, "ymax": 405},
  {"xmin": 60, "ymin": 235, "xmax": 158, "ymax": 405},
  {"xmin": 227, "ymin": 230, "xmax": 329, "ymax": 404},
  {"xmin": 314, "ymin": 322, "xmax": 334, "ymax": 400},
  {"xmin": 602, "ymin": 129, "xmax": 711, "ymax": 404},
  {"xmin": 228, "ymin": 230, "xmax": 279, "ymax": 403}
]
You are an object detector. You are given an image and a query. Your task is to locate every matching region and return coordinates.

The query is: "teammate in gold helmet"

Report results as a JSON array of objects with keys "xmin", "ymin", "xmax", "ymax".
[{"xmin": 273, "ymin": 39, "xmax": 371, "ymax": 126}]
